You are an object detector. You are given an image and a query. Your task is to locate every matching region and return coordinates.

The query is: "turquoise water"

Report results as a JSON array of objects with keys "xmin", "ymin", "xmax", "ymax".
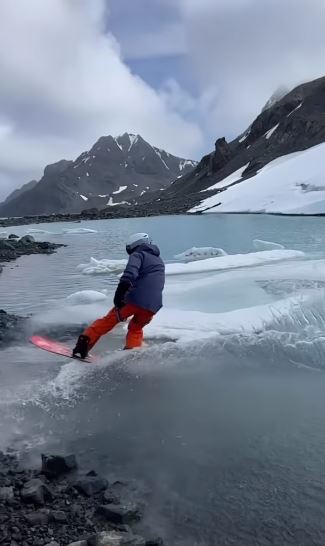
[{"xmin": 1, "ymin": 213, "xmax": 325, "ymax": 315}]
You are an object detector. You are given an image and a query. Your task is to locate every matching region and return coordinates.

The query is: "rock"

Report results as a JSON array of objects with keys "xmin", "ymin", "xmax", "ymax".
[
  {"xmin": 0, "ymin": 309, "xmax": 26, "ymax": 347},
  {"xmin": 0, "ymin": 486, "xmax": 14, "ymax": 501},
  {"xmin": 96, "ymin": 503, "xmax": 141, "ymax": 525},
  {"xmin": 19, "ymin": 235, "xmax": 35, "ymax": 244},
  {"xmin": 145, "ymin": 540, "xmax": 164, "ymax": 546},
  {"xmin": 103, "ymin": 490, "xmax": 119, "ymax": 504},
  {"xmin": 8, "ymin": 234, "xmax": 19, "ymax": 239},
  {"xmin": 67, "ymin": 542, "xmax": 87, "ymax": 546},
  {"xmin": 49, "ymin": 510, "xmax": 67, "ymax": 523},
  {"xmin": 44, "ymin": 542, "xmax": 60, "ymax": 546},
  {"xmin": 41, "ymin": 454, "xmax": 78, "ymax": 478},
  {"xmin": 25, "ymin": 509, "xmax": 50, "ymax": 525},
  {"xmin": 88, "ymin": 531, "xmax": 145, "ymax": 546},
  {"xmin": 21, "ymin": 479, "xmax": 52, "ymax": 505},
  {"xmin": 75, "ymin": 476, "xmax": 108, "ymax": 497},
  {"xmin": 209, "ymin": 137, "xmax": 232, "ymax": 173},
  {"xmin": 0, "ymin": 239, "xmax": 16, "ymax": 251}
]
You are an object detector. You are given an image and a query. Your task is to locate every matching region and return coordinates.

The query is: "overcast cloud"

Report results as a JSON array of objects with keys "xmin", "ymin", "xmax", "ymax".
[{"xmin": 1, "ymin": 0, "xmax": 325, "ymax": 200}]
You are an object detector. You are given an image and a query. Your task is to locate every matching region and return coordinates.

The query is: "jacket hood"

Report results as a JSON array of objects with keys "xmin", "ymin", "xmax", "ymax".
[{"xmin": 131, "ymin": 243, "xmax": 160, "ymax": 256}]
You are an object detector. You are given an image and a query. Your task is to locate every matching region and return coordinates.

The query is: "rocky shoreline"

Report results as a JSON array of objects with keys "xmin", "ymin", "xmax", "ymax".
[
  {"xmin": 0, "ymin": 235, "xmax": 65, "ymax": 272},
  {"xmin": 1, "ymin": 205, "xmax": 325, "ymax": 230},
  {"xmin": 0, "ymin": 199, "xmax": 198, "ymax": 229},
  {"xmin": 0, "ymin": 452, "xmax": 162, "ymax": 546}
]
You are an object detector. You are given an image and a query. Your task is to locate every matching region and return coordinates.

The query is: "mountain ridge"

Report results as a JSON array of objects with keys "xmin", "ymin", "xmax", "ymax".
[{"xmin": 0, "ymin": 133, "xmax": 197, "ymax": 216}]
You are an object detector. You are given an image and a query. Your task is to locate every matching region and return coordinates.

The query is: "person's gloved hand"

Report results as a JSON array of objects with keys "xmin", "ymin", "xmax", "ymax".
[
  {"xmin": 73, "ymin": 334, "xmax": 90, "ymax": 359},
  {"xmin": 114, "ymin": 280, "xmax": 131, "ymax": 309}
]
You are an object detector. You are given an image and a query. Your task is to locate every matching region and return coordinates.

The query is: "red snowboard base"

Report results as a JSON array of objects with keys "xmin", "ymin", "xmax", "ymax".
[{"xmin": 30, "ymin": 335, "xmax": 96, "ymax": 363}]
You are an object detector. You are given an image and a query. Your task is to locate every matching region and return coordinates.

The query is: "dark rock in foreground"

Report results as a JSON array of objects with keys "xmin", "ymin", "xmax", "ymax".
[
  {"xmin": 0, "ymin": 234, "xmax": 65, "ymax": 267},
  {"xmin": 0, "ymin": 451, "xmax": 163, "ymax": 546},
  {"xmin": 42, "ymin": 454, "xmax": 78, "ymax": 479},
  {"xmin": 0, "ymin": 309, "xmax": 26, "ymax": 347}
]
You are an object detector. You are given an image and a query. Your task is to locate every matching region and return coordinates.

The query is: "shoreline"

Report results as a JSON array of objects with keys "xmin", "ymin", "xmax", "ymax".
[
  {"xmin": 0, "ymin": 451, "xmax": 162, "ymax": 546},
  {"xmin": 1, "ymin": 209, "xmax": 325, "ymax": 229}
]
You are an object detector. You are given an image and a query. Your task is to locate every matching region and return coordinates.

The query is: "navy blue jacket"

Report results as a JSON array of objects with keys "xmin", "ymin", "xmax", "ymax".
[{"xmin": 120, "ymin": 244, "xmax": 165, "ymax": 313}]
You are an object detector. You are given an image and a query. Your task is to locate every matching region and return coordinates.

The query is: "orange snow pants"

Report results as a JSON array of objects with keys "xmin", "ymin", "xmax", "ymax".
[{"xmin": 83, "ymin": 304, "xmax": 155, "ymax": 350}]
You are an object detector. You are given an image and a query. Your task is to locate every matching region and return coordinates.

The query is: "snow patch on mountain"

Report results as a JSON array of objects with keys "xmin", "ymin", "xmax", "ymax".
[
  {"xmin": 128, "ymin": 134, "xmax": 138, "ymax": 151},
  {"xmin": 265, "ymin": 123, "xmax": 280, "ymax": 140},
  {"xmin": 154, "ymin": 149, "xmax": 170, "ymax": 170},
  {"xmin": 112, "ymin": 186, "xmax": 127, "ymax": 195},
  {"xmin": 179, "ymin": 159, "xmax": 197, "ymax": 171}
]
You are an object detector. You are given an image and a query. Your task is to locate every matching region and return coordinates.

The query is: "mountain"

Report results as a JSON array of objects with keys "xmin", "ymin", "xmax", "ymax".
[
  {"xmin": 4, "ymin": 179, "xmax": 38, "ymax": 203},
  {"xmin": 150, "ymin": 76, "xmax": 325, "ymax": 214},
  {"xmin": 0, "ymin": 133, "xmax": 197, "ymax": 216}
]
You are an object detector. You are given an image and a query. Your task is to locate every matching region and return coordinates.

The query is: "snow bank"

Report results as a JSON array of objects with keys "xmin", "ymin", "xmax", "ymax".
[
  {"xmin": 174, "ymin": 246, "xmax": 227, "ymax": 262},
  {"xmin": 66, "ymin": 290, "xmax": 108, "ymax": 305},
  {"xmin": 253, "ymin": 239, "xmax": 285, "ymax": 251},
  {"xmin": 165, "ymin": 249, "xmax": 304, "ymax": 276},
  {"xmin": 77, "ymin": 257, "xmax": 126, "ymax": 275},
  {"xmin": 63, "ymin": 228, "xmax": 98, "ymax": 234},
  {"xmin": 0, "ymin": 231, "xmax": 8, "ymax": 238},
  {"xmin": 77, "ymin": 250, "xmax": 304, "ymax": 277},
  {"xmin": 146, "ymin": 296, "xmax": 300, "ymax": 342},
  {"xmin": 190, "ymin": 143, "xmax": 325, "ymax": 214}
]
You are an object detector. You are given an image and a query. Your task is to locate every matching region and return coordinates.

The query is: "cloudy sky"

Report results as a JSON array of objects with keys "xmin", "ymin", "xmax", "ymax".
[{"xmin": 1, "ymin": 0, "xmax": 325, "ymax": 200}]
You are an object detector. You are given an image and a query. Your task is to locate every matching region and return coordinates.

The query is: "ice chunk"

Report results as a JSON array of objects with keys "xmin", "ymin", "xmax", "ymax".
[
  {"xmin": 79, "ymin": 194, "xmax": 88, "ymax": 201},
  {"xmin": 166, "ymin": 250, "xmax": 304, "ymax": 276},
  {"xmin": 27, "ymin": 228, "xmax": 52, "ymax": 234},
  {"xmin": 253, "ymin": 239, "xmax": 285, "ymax": 251},
  {"xmin": 77, "ymin": 257, "xmax": 126, "ymax": 275},
  {"xmin": 66, "ymin": 290, "xmax": 108, "ymax": 305},
  {"xmin": 63, "ymin": 228, "xmax": 97, "ymax": 234},
  {"xmin": 174, "ymin": 247, "xmax": 227, "ymax": 262}
]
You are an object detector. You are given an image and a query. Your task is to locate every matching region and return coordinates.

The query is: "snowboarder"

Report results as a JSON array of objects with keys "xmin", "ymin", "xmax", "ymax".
[{"xmin": 73, "ymin": 233, "xmax": 165, "ymax": 358}]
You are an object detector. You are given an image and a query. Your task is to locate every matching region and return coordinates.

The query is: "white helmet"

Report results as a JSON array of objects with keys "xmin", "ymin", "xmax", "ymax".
[{"xmin": 126, "ymin": 232, "xmax": 152, "ymax": 253}]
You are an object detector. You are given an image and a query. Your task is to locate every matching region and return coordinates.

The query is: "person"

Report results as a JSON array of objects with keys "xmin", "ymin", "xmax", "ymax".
[{"xmin": 72, "ymin": 232, "xmax": 165, "ymax": 358}]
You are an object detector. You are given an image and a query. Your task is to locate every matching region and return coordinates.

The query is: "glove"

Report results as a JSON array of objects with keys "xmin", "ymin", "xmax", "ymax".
[
  {"xmin": 73, "ymin": 334, "xmax": 90, "ymax": 359},
  {"xmin": 114, "ymin": 280, "xmax": 131, "ymax": 309}
]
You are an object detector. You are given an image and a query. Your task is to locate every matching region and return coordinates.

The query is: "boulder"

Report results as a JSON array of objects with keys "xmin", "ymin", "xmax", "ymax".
[
  {"xmin": 25, "ymin": 509, "xmax": 50, "ymax": 525},
  {"xmin": 0, "ymin": 486, "xmax": 14, "ymax": 501},
  {"xmin": 0, "ymin": 240, "xmax": 16, "ymax": 251},
  {"xmin": 103, "ymin": 490, "xmax": 119, "ymax": 504},
  {"xmin": 8, "ymin": 234, "xmax": 19, "ymax": 239},
  {"xmin": 96, "ymin": 503, "xmax": 141, "ymax": 525},
  {"xmin": 19, "ymin": 234, "xmax": 35, "ymax": 245},
  {"xmin": 210, "ymin": 137, "xmax": 232, "ymax": 173},
  {"xmin": 75, "ymin": 475, "xmax": 108, "ymax": 497},
  {"xmin": 41, "ymin": 453, "xmax": 78, "ymax": 478},
  {"xmin": 49, "ymin": 509, "xmax": 67, "ymax": 523},
  {"xmin": 21, "ymin": 478, "xmax": 52, "ymax": 505}
]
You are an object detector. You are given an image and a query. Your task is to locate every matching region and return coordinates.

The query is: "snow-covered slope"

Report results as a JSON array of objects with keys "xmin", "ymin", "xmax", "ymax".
[{"xmin": 190, "ymin": 143, "xmax": 325, "ymax": 214}]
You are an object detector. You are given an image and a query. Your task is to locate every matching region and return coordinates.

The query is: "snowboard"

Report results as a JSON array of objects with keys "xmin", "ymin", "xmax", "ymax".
[{"xmin": 30, "ymin": 335, "xmax": 96, "ymax": 363}]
